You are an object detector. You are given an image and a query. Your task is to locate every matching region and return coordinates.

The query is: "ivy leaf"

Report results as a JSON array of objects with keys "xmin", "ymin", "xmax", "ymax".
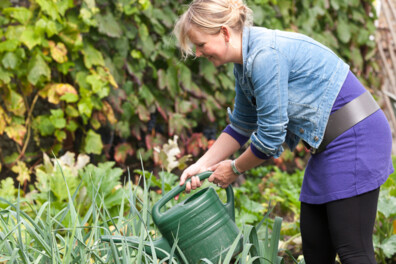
[
  {"xmin": 48, "ymin": 41, "xmax": 68, "ymax": 63},
  {"xmin": 34, "ymin": 115, "xmax": 55, "ymax": 136},
  {"xmin": 5, "ymin": 123, "xmax": 26, "ymax": 146},
  {"xmin": 336, "ymin": 18, "xmax": 351, "ymax": 43},
  {"xmin": 114, "ymin": 143, "xmax": 134, "ymax": 163},
  {"xmin": 60, "ymin": 93, "xmax": 79, "ymax": 103},
  {"xmin": 168, "ymin": 113, "xmax": 189, "ymax": 135},
  {"xmin": 0, "ymin": 39, "xmax": 19, "ymax": 52},
  {"xmin": 3, "ymin": 89, "xmax": 26, "ymax": 116},
  {"xmin": 20, "ymin": 26, "xmax": 43, "ymax": 50},
  {"xmin": 2, "ymin": 52, "xmax": 18, "ymax": 69},
  {"xmin": 78, "ymin": 97, "xmax": 93, "ymax": 118},
  {"xmin": 0, "ymin": 67, "xmax": 12, "ymax": 84},
  {"xmin": 200, "ymin": 59, "xmax": 217, "ymax": 84},
  {"xmin": 137, "ymin": 104, "xmax": 150, "ymax": 122},
  {"xmin": 84, "ymin": 129, "xmax": 103, "ymax": 154},
  {"xmin": 138, "ymin": 85, "xmax": 155, "ymax": 105},
  {"xmin": 96, "ymin": 12, "xmax": 122, "ymax": 38},
  {"xmin": 27, "ymin": 53, "xmax": 51, "ymax": 85},
  {"xmin": 36, "ymin": 0, "xmax": 60, "ymax": 20},
  {"xmin": 49, "ymin": 109, "xmax": 66, "ymax": 129},
  {"xmin": 12, "ymin": 161, "xmax": 31, "ymax": 184},
  {"xmin": 83, "ymin": 44, "xmax": 104, "ymax": 68},
  {"xmin": 2, "ymin": 7, "xmax": 32, "ymax": 24},
  {"xmin": 39, "ymin": 83, "xmax": 78, "ymax": 104},
  {"xmin": 0, "ymin": 106, "xmax": 11, "ymax": 134},
  {"xmin": 102, "ymin": 101, "xmax": 117, "ymax": 124}
]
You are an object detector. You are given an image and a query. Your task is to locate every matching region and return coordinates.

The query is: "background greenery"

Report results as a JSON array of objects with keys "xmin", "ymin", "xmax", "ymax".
[
  {"xmin": 1, "ymin": 0, "xmax": 394, "ymax": 263},
  {"xmin": 0, "ymin": 0, "xmax": 380, "ymax": 181}
]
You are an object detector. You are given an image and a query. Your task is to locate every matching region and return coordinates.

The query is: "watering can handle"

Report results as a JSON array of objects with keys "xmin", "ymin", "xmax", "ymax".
[{"xmin": 152, "ymin": 171, "xmax": 235, "ymax": 221}]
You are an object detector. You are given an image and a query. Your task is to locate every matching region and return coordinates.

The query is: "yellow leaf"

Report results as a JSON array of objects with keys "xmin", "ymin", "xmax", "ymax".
[
  {"xmin": 12, "ymin": 161, "xmax": 31, "ymax": 184},
  {"xmin": 102, "ymin": 101, "xmax": 117, "ymax": 125},
  {"xmin": 39, "ymin": 83, "xmax": 77, "ymax": 104},
  {"xmin": 5, "ymin": 123, "xmax": 26, "ymax": 145},
  {"xmin": 48, "ymin": 40, "xmax": 68, "ymax": 63},
  {"xmin": 0, "ymin": 106, "xmax": 11, "ymax": 134}
]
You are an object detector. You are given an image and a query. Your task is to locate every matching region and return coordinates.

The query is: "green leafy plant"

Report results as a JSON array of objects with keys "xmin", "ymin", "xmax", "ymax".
[
  {"xmin": 0, "ymin": 0, "xmax": 379, "ymax": 180},
  {"xmin": 374, "ymin": 161, "xmax": 396, "ymax": 263}
]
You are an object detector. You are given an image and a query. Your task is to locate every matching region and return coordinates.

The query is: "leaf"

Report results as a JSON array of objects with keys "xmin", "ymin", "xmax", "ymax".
[
  {"xmin": 0, "ymin": 39, "xmax": 19, "ymax": 52},
  {"xmin": 40, "ymin": 83, "xmax": 78, "ymax": 104},
  {"xmin": 336, "ymin": 18, "xmax": 351, "ymax": 43},
  {"xmin": 378, "ymin": 189, "xmax": 396, "ymax": 218},
  {"xmin": 2, "ymin": 7, "xmax": 32, "ymax": 24},
  {"xmin": 48, "ymin": 41, "xmax": 68, "ymax": 63},
  {"xmin": 12, "ymin": 161, "xmax": 31, "ymax": 184},
  {"xmin": 60, "ymin": 93, "xmax": 79, "ymax": 103},
  {"xmin": 96, "ymin": 12, "xmax": 122, "ymax": 38},
  {"xmin": 168, "ymin": 113, "xmax": 189, "ymax": 135},
  {"xmin": 78, "ymin": 97, "xmax": 94, "ymax": 118},
  {"xmin": 0, "ymin": 67, "xmax": 12, "ymax": 84},
  {"xmin": 36, "ymin": 0, "xmax": 60, "ymax": 20},
  {"xmin": 137, "ymin": 104, "xmax": 150, "ymax": 122},
  {"xmin": 83, "ymin": 44, "xmax": 105, "ymax": 68},
  {"xmin": 379, "ymin": 235, "xmax": 396, "ymax": 258},
  {"xmin": 0, "ymin": 106, "xmax": 11, "ymax": 134},
  {"xmin": 102, "ymin": 101, "xmax": 117, "ymax": 124},
  {"xmin": 27, "ymin": 53, "xmax": 51, "ymax": 85},
  {"xmin": 0, "ymin": 178, "xmax": 17, "ymax": 201},
  {"xmin": 5, "ymin": 123, "xmax": 26, "ymax": 146},
  {"xmin": 20, "ymin": 26, "xmax": 43, "ymax": 50},
  {"xmin": 3, "ymin": 89, "xmax": 26, "ymax": 116},
  {"xmin": 33, "ymin": 115, "xmax": 55, "ymax": 136},
  {"xmin": 49, "ymin": 109, "xmax": 66, "ymax": 129},
  {"xmin": 2, "ymin": 52, "xmax": 18, "ymax": 69},
  {"xmin": 114, "ymin": 143, "xmax": 134, "ymax": 163},
  {"xmin": 84, "ymin": 129, "xmax": 103, "ymax": 154}
]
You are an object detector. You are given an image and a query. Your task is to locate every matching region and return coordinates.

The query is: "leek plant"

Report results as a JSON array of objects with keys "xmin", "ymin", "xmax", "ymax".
[{"xmin": 0, "ymin": 160, "xmax": 291, "ymax": 263}]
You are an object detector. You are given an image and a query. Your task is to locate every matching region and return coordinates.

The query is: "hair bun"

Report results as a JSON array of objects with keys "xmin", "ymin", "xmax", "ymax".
[{"xmin": 229, "ymin": 0, "xmax": 243, "ymax": 10}]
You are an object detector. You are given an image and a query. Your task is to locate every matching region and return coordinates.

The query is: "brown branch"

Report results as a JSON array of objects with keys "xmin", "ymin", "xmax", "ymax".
[{"xmin": 9, "ymin": 93, "xmax": 40, "ymax": 168}]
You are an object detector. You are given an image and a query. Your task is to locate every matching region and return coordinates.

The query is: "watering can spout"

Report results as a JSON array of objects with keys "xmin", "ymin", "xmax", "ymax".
[{"xmin": 100, "ymin": 235, "xmax": 172, "ymax": 259}]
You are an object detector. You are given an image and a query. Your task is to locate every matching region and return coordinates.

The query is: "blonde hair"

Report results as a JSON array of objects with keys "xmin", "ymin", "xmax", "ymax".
[{"xmin": 173, "ymin": 0, "xmax": 253, "ymax": 59}]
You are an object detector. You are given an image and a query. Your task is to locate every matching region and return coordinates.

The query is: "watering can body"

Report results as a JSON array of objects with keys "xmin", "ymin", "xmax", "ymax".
[{"xmin": 101, "ymin": 171, "xmax": 242, "ymax": 263}]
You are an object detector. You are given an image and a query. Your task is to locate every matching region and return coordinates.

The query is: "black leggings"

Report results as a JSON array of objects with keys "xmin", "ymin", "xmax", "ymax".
[{"xmin": 300, "ymin": 188, "xmax": 379, "ymax": 264}]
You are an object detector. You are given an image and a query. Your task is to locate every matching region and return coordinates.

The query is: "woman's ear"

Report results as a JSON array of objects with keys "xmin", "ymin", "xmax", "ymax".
[{"xmin": 221, "ymin": 26, "xmax": 231, "ymax": 42}]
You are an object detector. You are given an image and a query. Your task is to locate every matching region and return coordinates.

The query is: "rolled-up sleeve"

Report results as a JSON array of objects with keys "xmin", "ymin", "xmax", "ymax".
[
  {"xmin": 249, "ymin": 48, "xmax": 289, "ymax": 158},
  {"xmin": 227, "ymin": 70, "xmax": 258, "ymax": 137}
]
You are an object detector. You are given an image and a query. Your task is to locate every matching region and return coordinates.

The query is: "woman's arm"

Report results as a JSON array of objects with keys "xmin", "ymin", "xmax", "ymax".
[{"xmin": 179, "ymin": 132, "xmax": 241, "ymax": 191}]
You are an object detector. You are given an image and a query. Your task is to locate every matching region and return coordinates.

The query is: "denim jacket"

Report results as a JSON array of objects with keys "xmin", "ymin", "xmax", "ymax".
[{"xmin": 228, "ymin": 27, "xmax": 350, "ymax": 158}]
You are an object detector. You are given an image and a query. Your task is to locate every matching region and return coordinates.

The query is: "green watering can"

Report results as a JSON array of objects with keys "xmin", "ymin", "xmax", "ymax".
[{"xmin": 101, "ymin": 171, "xmax": 242, "ymax": 263}]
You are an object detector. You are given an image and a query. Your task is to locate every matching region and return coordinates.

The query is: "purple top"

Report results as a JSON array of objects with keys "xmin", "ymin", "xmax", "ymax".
[{"xmin": 224, "ymin": 71, "xmax": 394, "ymax": 204}]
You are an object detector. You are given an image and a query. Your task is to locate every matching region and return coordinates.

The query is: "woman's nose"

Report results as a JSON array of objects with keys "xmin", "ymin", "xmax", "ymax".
[{"xmin": 195, "ymin": 48, "xmax": 203, "ymax": 57}]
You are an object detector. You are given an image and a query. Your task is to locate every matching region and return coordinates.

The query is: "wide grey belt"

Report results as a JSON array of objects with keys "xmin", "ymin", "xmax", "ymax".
[{"xmin": 312, "ymin": 91, "xmax": 380, "ymax": 154}]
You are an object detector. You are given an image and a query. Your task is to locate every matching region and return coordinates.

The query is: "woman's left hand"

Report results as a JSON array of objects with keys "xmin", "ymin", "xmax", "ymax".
[{"xmin": 207, "ymin": 160, "xmax": 239, "ymax": 188}]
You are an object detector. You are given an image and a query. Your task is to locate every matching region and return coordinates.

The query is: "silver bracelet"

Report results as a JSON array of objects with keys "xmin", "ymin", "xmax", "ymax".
[{"xmin": 231, "ymin": 160, "xmax": 243, "ymax": 175}]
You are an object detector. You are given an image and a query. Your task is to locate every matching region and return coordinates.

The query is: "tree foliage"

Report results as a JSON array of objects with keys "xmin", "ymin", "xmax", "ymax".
[{"xmin": 0, "ymin": 0, "xmax": 378, "ymax": 181}]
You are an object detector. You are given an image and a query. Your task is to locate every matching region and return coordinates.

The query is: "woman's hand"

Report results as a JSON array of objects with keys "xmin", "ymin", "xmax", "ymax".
[
  {"xmin": 179, "ymin": 163, "xmax": 209, "ymax": 195},
  {"xmin": 207, "ymin": 160, "xmax": 239, "ymax": 188}
]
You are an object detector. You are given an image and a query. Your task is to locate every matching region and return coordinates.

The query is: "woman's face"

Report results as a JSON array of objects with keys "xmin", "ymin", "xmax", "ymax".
[{"xmin": 187, "ymin": 26, "xmax": 230, "ymax": 67}]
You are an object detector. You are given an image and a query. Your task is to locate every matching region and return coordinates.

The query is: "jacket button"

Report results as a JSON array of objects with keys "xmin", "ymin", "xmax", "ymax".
[
  {"xmin": 299, "ymin": 128, "xmax": 304, "ymax": 134},
  {"xmin": 314, "ymin": 136, "xmax": 319, "ymax": 141}
]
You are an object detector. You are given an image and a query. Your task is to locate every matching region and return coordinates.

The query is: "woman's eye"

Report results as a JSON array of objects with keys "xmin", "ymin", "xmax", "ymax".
[{"xmin": 198, "ymin": 43, "xmax": 204, "ymax": 47}]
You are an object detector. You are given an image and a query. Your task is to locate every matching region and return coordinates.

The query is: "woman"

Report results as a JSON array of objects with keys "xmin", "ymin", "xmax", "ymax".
[{"xmin": 173, "ymin": 0, "xmax": 393, "ymax": 263}]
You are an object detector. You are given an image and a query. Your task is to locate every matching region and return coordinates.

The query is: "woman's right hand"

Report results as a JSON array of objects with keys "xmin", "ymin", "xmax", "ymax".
[{"xmin": 179, "ymin": 163, "xmax": 209, "ymax": 195}]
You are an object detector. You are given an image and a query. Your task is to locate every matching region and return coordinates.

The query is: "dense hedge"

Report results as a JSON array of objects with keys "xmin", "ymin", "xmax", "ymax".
[{"xmin": 0, "ymin": 0, "xmax": 378, "ymax": 181}]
